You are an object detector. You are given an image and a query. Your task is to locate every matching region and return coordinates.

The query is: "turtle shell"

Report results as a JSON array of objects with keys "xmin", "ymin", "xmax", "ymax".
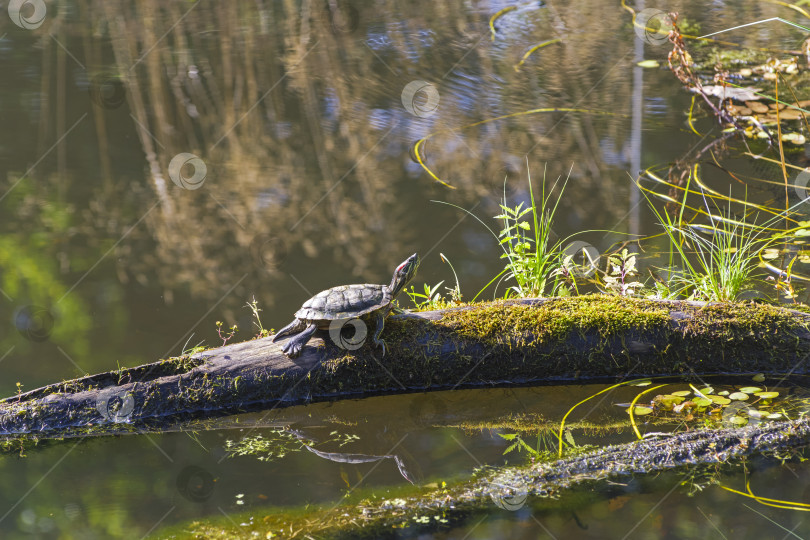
[{"xmin": 295, "ymin": 284, "xmax": 391, "ymax": 322}]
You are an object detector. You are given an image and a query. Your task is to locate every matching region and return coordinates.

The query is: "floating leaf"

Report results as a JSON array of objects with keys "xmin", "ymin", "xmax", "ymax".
[
  {"xmin": 745, "ymin": 100, "xmax": 770, "ymax": 113},
  {"xmin": 710, "ymin": 395, "xmax": 731, "ymax": 405},
  {"xmin": 693, "ymin": 397, "xmax": 712, "ymax": 407},
  {"xmin": 730, "ymin": 416, "xmax": 748, "ymax": 425},
  {"xmin": 628, "ymin": 406, "xmax": 653, "ymax": 416},
  {"xmin": 694, "ymin": 387, "xmax": 714, "ymax": 396},
  {"xmin": 739, "ymin": 387, "xmax": 762, "ymax": 394},
  {"xmin": 671, "ymin": 390, "xmax": 692, "ymax": 397},
  {"xmin": 762, "ymin": 248, "xmax": 780, "ymax": 260},
  {"xmin": 779, "ymin": 111, "xmax": 803, "ymax": 122},
  {"xmin": 752, "ymin": 374, "xmax": 766, "ymax": 382},
  {"xmin": 755, "ymin": 391, "xmax": 779, "ymax": 399},
  {"xmin": 655, "ymin": 395, "xmax": 685, "ymax": 409},
  {"xmin": 718, "ymin": 390, "xmax": 729, "ymax": 396},
  {"xmin": 729, "ymin": 392, "xmax": 749, "ymax": 401},
  {"xmin": 632, "ymin": 379, "xmax": 653, "ymax": 387}
]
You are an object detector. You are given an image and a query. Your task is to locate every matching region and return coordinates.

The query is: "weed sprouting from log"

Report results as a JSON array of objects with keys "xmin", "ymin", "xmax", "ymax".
[
  {"xmin": 603, "ymin": 248, "xmax": 644, "ymax": 296},
  {"xmin": 246, "ymin": 296, "xmax": 270, "ymax": 338},
  {"xmin": 215, "ymin": 320, "xmax": 238, "ymax": 346}
]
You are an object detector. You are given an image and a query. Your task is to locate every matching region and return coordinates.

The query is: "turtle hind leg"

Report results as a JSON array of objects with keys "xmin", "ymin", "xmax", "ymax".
[
  {"xmin": 272, "ymin": 319, "xmax": 307, "ymax": 343},
  {"xmin": 282, "ymin": 323, "xmax": 318, "ymax": 358},
  {"xmin": 371, "ymin": 312, "xmax": 387, "ymax": 356}
]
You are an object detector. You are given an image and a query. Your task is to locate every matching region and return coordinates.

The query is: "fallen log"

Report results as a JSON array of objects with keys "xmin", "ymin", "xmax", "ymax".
[{"xmin": 1, "ymin": 295, "xmax": 809, "ymax": 436}]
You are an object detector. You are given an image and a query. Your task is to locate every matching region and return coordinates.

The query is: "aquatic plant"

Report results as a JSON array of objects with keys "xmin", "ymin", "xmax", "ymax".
[
  {"xmin": 646, "ymin": 186, "xmax": 775, "ymax": 302},
  {"xmin": 435, "ymin": 164, "xmax": 583, "ymax": 301}
]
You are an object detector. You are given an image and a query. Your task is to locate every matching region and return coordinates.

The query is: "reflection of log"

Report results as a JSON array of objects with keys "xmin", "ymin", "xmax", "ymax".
[
  {"xmin": 244, "ymin": 415, "xmax": 810, "ymax": 538},
  {"xmin": 1, "ymin": 296, "xmax": 809, "ymax": 436}
]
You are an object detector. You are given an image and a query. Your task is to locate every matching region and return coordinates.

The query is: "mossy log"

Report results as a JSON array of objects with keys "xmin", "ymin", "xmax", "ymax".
[{"xmin": 2, "ymin": 296, "xmax": 810, "ymax": 436}]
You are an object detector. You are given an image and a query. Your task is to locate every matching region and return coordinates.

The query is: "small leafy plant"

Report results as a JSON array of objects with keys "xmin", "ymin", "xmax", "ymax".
[
  {"xmin": 406, "ymin": 281, "xmax": 447, "ymax": 310},
  {"xmin": 491, "ymin": 166, "xmax": 571, "ymax": 298},
  {"xmin": 216, "ymin": 320, "xmax": 238, "ymax": 345},
  {"xmin": 603, "ymin": 248, "xmax": 644, "ymax": 296},
  {"xmin": 436, "ymin": 163, "xmax": 586, "ymax": 301},
  {"xmin": 246, "ymin": 296, "xmax": 271, "ymax": 338},
  {"xmin": 406, "ymin": 253, "xmax": 463, "ymax": 310}
]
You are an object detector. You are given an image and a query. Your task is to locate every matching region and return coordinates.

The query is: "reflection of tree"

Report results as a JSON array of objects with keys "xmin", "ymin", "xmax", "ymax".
[
  {"xmin": 70, "ymin": 0, "xmax": 647, "ymax": 305},
  {"xmin": 10, "ymin": 0, "xmax": 798, "ymax": 313},
  {"xmin": 6, "ymin": 1, "xmax": 804, "ymax": 331}
]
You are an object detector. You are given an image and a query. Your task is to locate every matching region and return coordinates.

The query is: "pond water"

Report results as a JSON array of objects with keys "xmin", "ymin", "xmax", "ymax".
[{"xmin": 3, "ymin": 0, "xmax": 810, "ymax": 537}]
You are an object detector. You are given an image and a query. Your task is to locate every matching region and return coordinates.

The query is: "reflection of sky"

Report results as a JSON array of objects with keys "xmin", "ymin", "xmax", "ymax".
[
  {"xmin": 323, "ymin": 89, "xmax": 340, "ymax": 128},
  {"xmin": 366, "ymin": 26, "xmax": 436, "ymax": 62},
  {"xmin": 644, "ymin": 96, "xmax": 667, "ymax": 116},
  {"xmin": 600, "ymin": 137, "xmax": 628, "ymax": 166}
]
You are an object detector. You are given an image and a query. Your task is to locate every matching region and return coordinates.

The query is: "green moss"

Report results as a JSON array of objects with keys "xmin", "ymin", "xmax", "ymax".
[{"xmin": 440, "ymin": 296, "xmax": 670, "ymax": 346}]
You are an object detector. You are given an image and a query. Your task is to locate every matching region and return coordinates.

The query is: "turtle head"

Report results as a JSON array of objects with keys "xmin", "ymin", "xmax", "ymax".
[{"xmin": 389, "ymin": 253, "xmax": 420, "ymax": 297}]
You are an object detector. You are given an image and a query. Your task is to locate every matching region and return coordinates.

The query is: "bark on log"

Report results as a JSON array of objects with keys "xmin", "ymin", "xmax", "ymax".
[{"xmin": 1, "ymin": 296, "xmax": 809, "ymax": 436}]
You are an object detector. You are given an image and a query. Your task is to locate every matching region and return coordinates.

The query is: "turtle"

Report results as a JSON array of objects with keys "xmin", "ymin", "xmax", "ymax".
[{"xmin": 273, "ymin": 253, "xmax": 420, "ymax": 358}]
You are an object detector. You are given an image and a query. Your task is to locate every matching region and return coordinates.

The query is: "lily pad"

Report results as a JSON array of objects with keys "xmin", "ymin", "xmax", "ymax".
[
  {"xmin": 729, "ymin": 392, "xmax": 749, "ymax": 401},
  {"xmin": 656, "ymin": 395, "xmax": 686, "ymax": 408},
  {"xmin": 693, "ymin": 397, "xmax": 712, "ymax": 407},
  {"xmin": 739, "ymin": 387, "xmax": 762, "ymax": 394},
  {"xmin": 710, "ymin": 396, "xmax": 731, "ymax": 405},
  {"xmin": 754, "ymin": 391, "xmax": 779, "ymax": 399},
  {"xmin": 745, "ymin": 101, "xmax": 770, "ymax": 114},
  {"xmin": 762, "ymin": 248, "xmax": 780, "ymax": 260},
  {"xmin": 671, "ymin": 390, "xmax": 692, "ymax": 397},
  {"xmin": 629, "ymin": 406, "xmax": 653, "ymax": 416},
  {"xmin": 752, "ymin": 374, "xmax": 766, "ymax": 382}
]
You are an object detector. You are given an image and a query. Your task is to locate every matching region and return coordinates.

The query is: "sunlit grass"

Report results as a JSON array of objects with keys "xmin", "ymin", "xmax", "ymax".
[
  {"xmin": 433, "ymin": 163, "xmax": 584, "ymax": 302},
  {"xmin": 646, "ymin": 187, "xmax": 776, "ymax": 302}
]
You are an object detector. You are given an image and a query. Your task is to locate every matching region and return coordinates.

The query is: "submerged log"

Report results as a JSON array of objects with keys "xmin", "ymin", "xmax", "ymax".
[
  {"xmin": 202, "ymin": 414, "xmax": 810, "ymax": 539},
  {"xmin": 1, "ymin": 296, "xmax": 810, "ymax": 436}
]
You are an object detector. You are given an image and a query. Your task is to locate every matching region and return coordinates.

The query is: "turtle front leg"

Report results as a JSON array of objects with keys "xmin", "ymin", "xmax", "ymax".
[
  {"xmin": 282, "ymin": 323, "xmax": 317, "ymax": 358},
  {"xmin": 371, "ymin": 311, "xmax": 387, "ymax": 356}
]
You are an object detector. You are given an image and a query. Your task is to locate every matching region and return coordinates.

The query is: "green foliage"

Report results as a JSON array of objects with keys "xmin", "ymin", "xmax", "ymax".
[
  {"xmin": 491, "ymin": 167, "xmax": 572, "ymax": 298},
  {"xmin": 0, "ymin": 236, "xmax": 92, "ymax": 360},
  {"xmin": 406, "ymin": 281, "xmax": 448, "ymax": 310},
  {"xmin": 603, "ymin": 248, "xmax": 644, "ymax": 296},
  {"xmin": 435, "ymin": 165, "xmax": 582, "ymax": 302},
  {"xmin": 646, "ymin": 189, "xmax": 774, "ymax": 302},
  {"xmin": 405, "ymin": 254, "xmax": 463, "ymax": 310}
]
